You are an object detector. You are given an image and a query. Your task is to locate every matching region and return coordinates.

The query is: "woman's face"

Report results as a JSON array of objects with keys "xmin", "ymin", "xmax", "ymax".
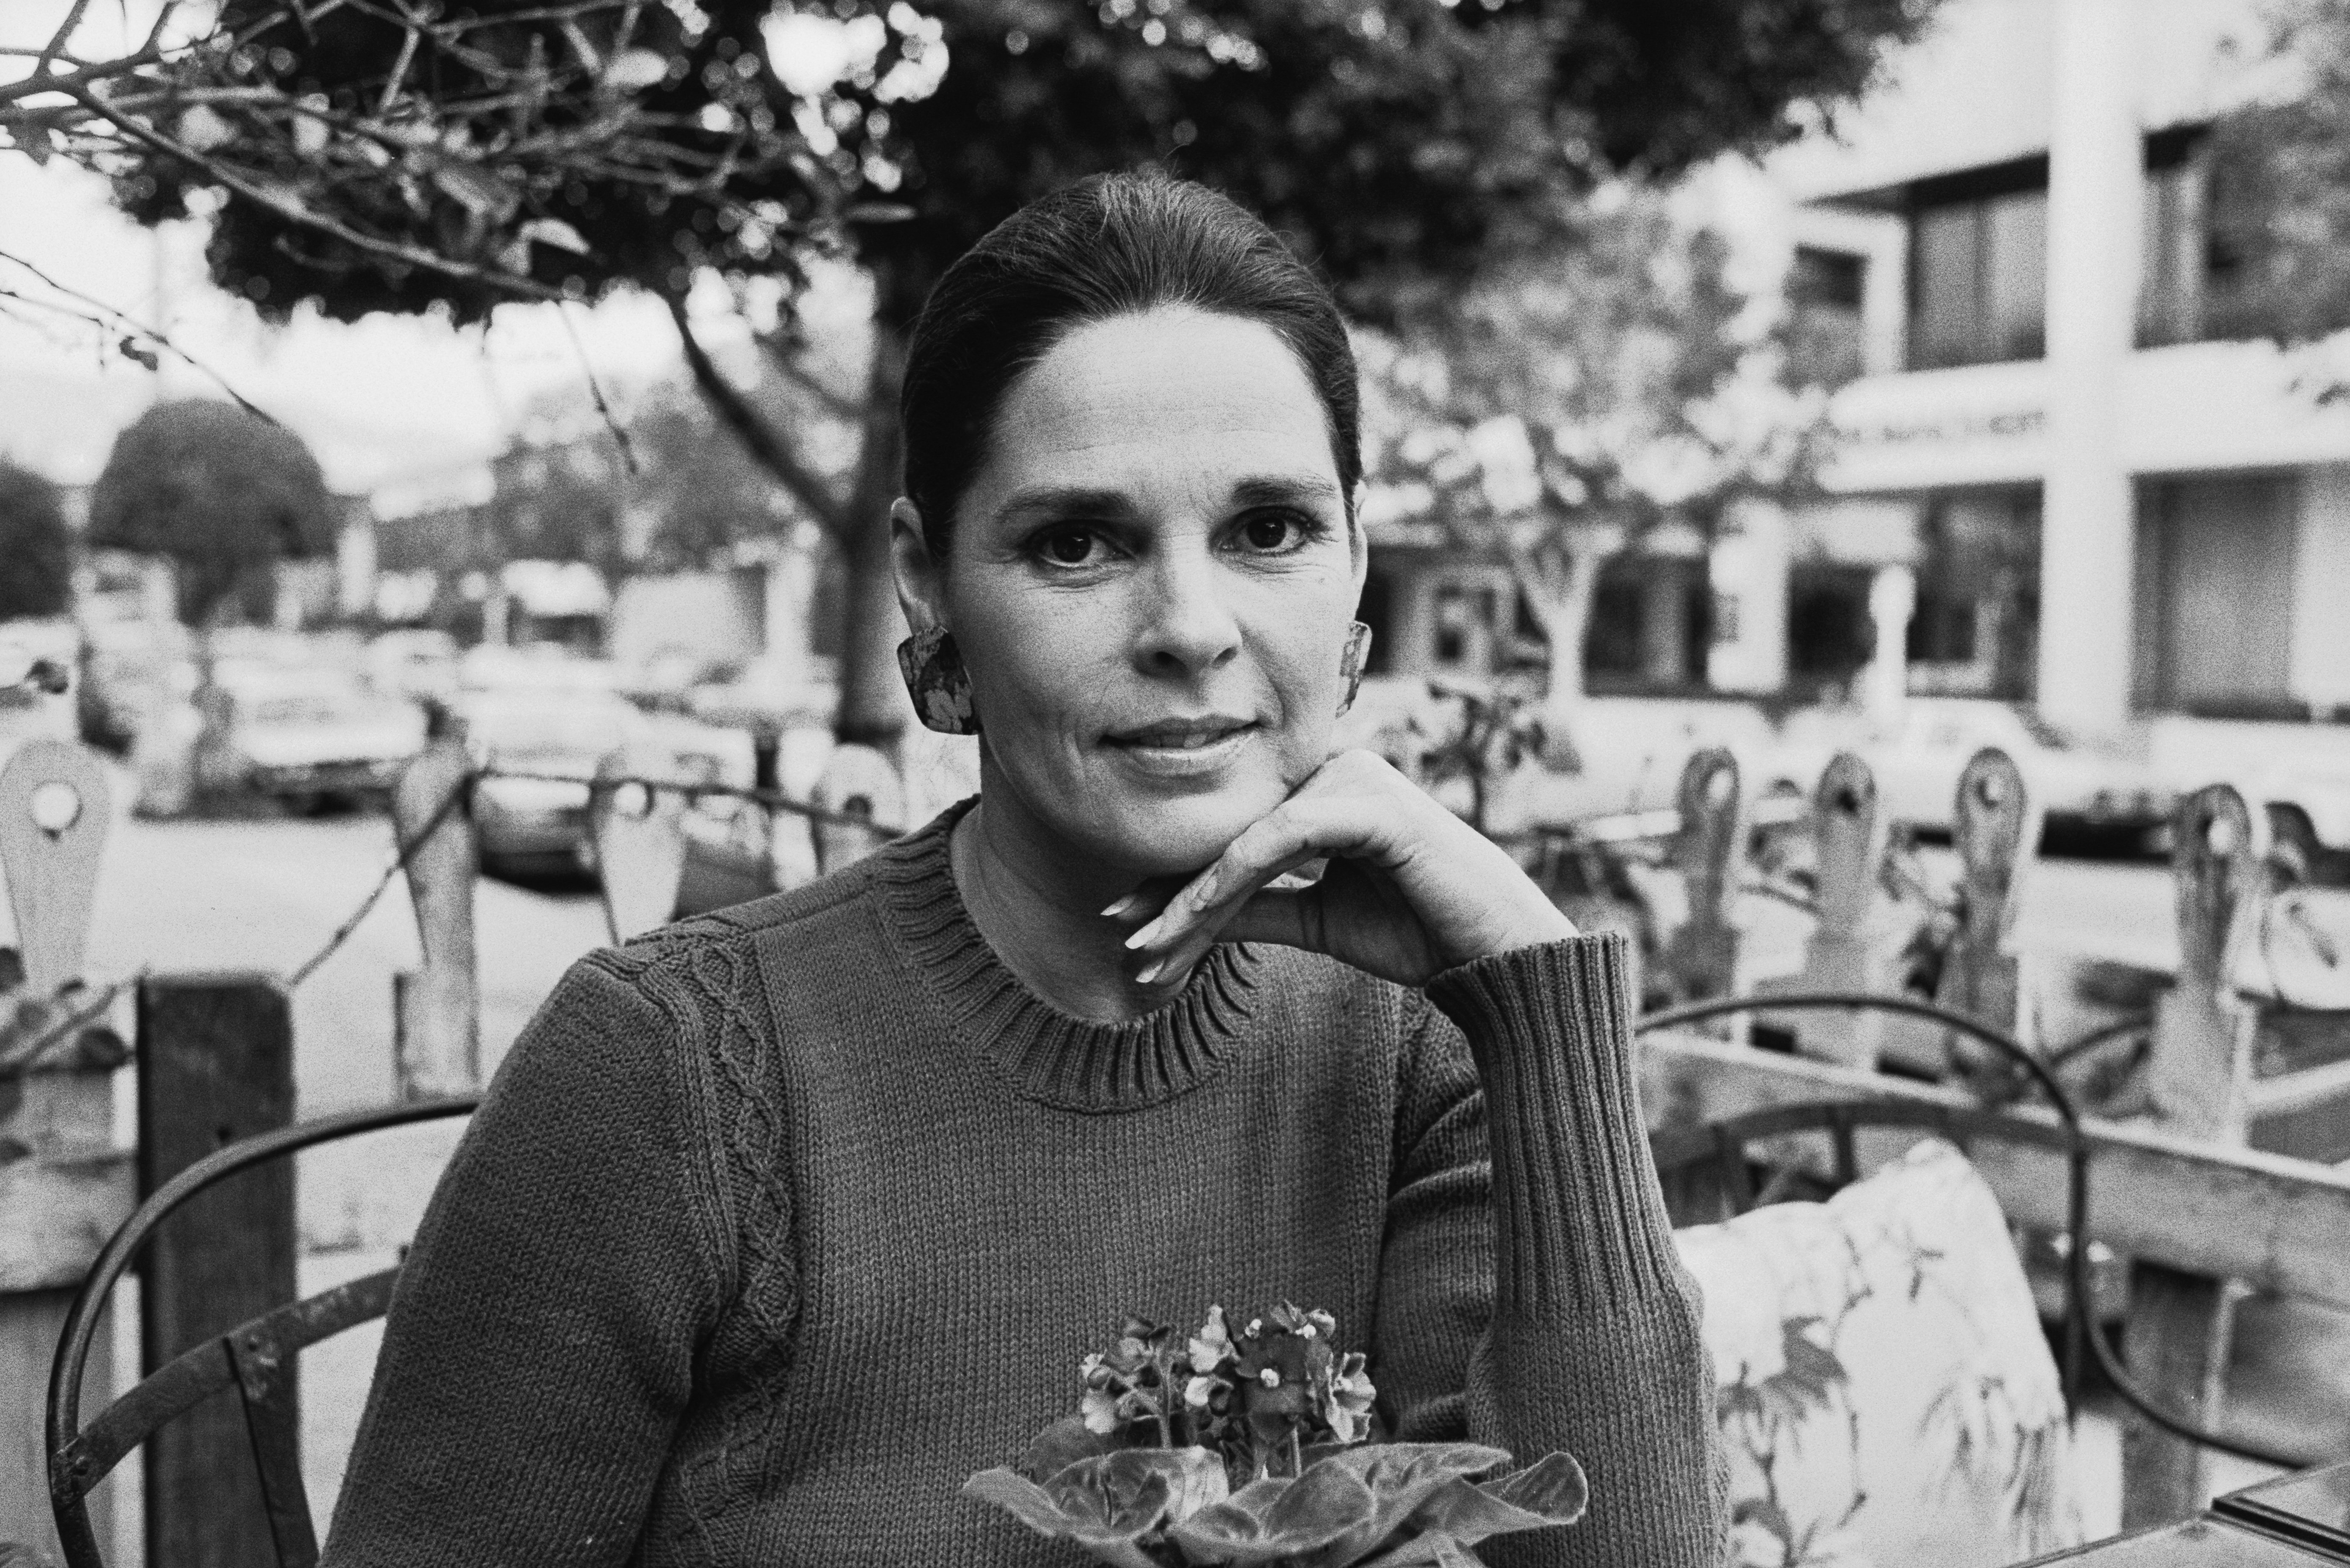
[{"xmin": 897, "ymin": 304, "xmax": 1364, "ymax": 879}]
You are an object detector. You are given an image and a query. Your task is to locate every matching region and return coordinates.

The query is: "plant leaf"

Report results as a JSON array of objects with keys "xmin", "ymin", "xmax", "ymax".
[
  {"xmin": 1354, "ymin": 1533, "xmax": 1484, "ymax": 1568},
  {"xmin": 1170, "ymin": 1461, "xmax": 1376, "ymax": 1563},
  {"xmin": 963, "ymin": 1459, "xmax": 1171, "ymax": 1568},
  {"xmin": 1072, "ymin": 1448, "xmax": 1230, "ymax": 1528},
  {"xmin": 1405, "ymin": 1453, "xmax": 1590, "ymax": 1548},
  {"xmin": 1019, "ymin": 1414, "xmax": 1119, "ymax": 1481},
  {"xmin": 1476, "ymin": 1452, "xmax": 1587, "ymax": 1525},
  {"xmin": 1290, "ymin": 1443, "xmax": 1512, "ymax": 1565},
  {"xmin": 1159, "ymin": 1446, "xmax": 1234, "ymax": 1524}
]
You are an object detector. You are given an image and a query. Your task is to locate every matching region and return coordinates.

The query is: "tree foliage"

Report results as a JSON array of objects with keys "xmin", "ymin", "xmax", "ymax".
[
  {"xmin": 476, "ymin": 369, "xmax": 844, "ymax": 574},
  {"xmin": 8, "ymin": 0, "xmax": 1937, "ymax": 735},
  {"xmin": 1360, "ymin": 187, "xmax": 1826, "ymax": 712},
  {"xmin": 2203, "ymin": 0, "xmax": 2350, "ymax": 348},
  {"xmin": 88, "ymin": 399, "xmax": 337, "ymax": 626},
  {"xmin": 25, "ymin": 0, "xmax": 1940, "ymax": 329},
  {"xmin": 0, "ymin": 461, "xmax": 75, "ymax": 622}
]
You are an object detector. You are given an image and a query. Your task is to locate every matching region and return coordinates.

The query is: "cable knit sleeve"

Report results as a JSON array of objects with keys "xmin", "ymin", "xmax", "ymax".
[
  {"xmin": 1374, "ymin": 932, "xmax": 1728, "ymax": 1568},
  {"xmin": 322, "ymin": 951, "xmax": 739, "ymax": 1568}
]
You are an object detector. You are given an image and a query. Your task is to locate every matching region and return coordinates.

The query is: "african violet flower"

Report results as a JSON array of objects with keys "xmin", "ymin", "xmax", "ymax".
[
  {"xmin": 1324, "ymin": 1352, "xmax": 1377, "ymax": 1445},
  {"xmin": 966, "ymin": 1306, "xmax": 1589, "ymax": 1566}
]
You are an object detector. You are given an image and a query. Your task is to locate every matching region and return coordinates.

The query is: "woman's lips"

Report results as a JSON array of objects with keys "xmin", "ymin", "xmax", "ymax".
[{"xmin": 1104, "ymin": 719, "xmax": 1259, "ymax": 775}]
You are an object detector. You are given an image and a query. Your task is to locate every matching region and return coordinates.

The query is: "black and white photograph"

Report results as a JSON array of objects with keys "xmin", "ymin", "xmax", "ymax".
[{"xmin": 6, "ymin": 0, "xmax": 2350, "ymax": 1563}]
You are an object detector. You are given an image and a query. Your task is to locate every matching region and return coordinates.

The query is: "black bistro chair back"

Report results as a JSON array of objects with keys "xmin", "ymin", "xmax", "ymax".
[{"xmin": 46, "ymin": 1097, "xmax": 480, "ymax": 1568}]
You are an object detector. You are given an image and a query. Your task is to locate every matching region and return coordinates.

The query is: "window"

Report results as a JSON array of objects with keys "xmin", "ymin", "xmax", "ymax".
[
  {"xmin": 1906, "ymin": 489, "xmax": 2040, "ymax": 699},
  {"xmin": 2138, "ymin": 127, "xmax": 2269, "ymax": 347},
  {"xmin": 1906, "ymin": 162, "xmax": 2048, "ymax": 369},
  {"xmin": 1432, "ymin": 581, "xmax": 1504, "ymax": 670},
  {"xmin": 2139, "ymin": 138, "xmax": 2206, "ymax": 347},
  {"xmin": 1786, "ymin": 564, "xmax": 1877, "ymax": 699},
  {"xmin": 1584, "ymin": 556, "xmax": 1711, "ymax": 694},
  {"xmin": 2134, "ymin": 475, "xmax": 2299, "ymax": 717},
  {"xmin": 1788, "ymin": 246, "xmax": 1868, "ymax": 386}
]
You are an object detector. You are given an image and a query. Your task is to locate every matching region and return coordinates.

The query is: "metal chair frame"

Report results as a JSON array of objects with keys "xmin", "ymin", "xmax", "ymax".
[{"xmin": 45, "ymin": 1096, "xmax": 479, "ymax": 1568}]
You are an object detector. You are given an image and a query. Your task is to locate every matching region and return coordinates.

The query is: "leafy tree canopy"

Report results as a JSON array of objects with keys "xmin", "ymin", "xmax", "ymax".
[
  {"xmin": 1359, "ymin": 185, "xmax": 1827, "ymax": 717},
  {"xmin": 11, "ymin": 0, "xmax": 1935, "ymax": 737},
  {"xmin": 0, "ymin": 461, "xmax": 75, "ymax": 622},
  {"xmin": 475, "ymin": 367, "xmax": 846, "ymax": 574},
  {"xmin": 39, "ymin": 0, "xmax": 1939, "ymax": 330},
  {"xmin": 87, "ymin": 399, "xmax": 337, "ymax": 626},
  {"xmin": 2203, "ymin": 0, "xmax": 2350, "ymax": 347}
]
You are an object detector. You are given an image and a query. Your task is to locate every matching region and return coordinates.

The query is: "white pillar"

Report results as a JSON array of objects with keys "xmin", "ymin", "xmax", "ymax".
[
  {"xmin": 1865, "ymin": 565, "xmax": 1916, "ymax": 731},
  {"xmin": 2039, "ymin": 0, "xmax": 2141, "ymax": 736}
]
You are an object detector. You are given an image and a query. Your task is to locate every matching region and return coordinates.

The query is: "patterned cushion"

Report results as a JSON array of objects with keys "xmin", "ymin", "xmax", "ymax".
[{"xmin": 1674, "ymin": 1137, "xmax": 2085, "ymax": 1568}]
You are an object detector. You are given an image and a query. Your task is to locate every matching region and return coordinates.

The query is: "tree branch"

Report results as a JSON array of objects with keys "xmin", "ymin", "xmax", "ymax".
[
  {"xmin": 0, "ymin": 246, "xmax": 274, "ymax": 420},
  {"xmin": 667, "ymin": 293, "xmax": 849, "ymax": 535},
  {"xmin": 37, "ymin": 0, "xmax": 95, "ymax": 78},
  {"xmin": 58, "ymin": 83, "xmax": 572, "ymax": 304},
  {"xmin": 0, "ymin": 41, "xmax": 169, "ymax": 108},
  {"xmin": 755, "ymin": 331, "xmax": 865, "ymax": 420}
]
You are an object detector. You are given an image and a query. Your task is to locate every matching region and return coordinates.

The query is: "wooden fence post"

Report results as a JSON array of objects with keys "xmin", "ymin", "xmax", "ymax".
[
  {"xmin": 1940, "ymin": 747, "xmax": 2040, "ymax": 1091},
  {"xmin": 590, "ymin": 744, "xmax": 691, "ymax": 944},
  {"xmin": 0, "ymin": 741, "xmax": 108, "ymax": 995},
  {"xmin": 137, "ymin": 974, "xmax": 296, "ymax": 1568},
  {"xmin": 1780, "ymin": 752, "xmax": 1886, "ymax": 1069},
  {"xmin": 2121, "ymin": 784, "xmax": 2261, "ymax": 1528},
  {"xmin": 1661, "ymin": 747, "xmax": 1743, "ymax": 1020},
  {"xmin": 391, "ymin": 741, "xmax": 478, "ymax": 1101},
  {"xmin": 0, "ymin": 740, "xmax": 130, "ymax": 1563},
  {"xmin": 810, "ymin": 744, "xmax": 904, "ymax": 874}
]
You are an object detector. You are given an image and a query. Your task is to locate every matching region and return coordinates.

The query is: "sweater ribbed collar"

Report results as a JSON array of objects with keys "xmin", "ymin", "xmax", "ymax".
[{"xmin": 871, "ymin": 799, "xmax": 1263, "ymax": 1113}]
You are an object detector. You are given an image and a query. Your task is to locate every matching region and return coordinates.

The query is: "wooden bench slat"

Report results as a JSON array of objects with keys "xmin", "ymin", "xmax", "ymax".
[{"xmin": 1639, "ymin": 1030, "xmax": 2350, "ymax": 1310}]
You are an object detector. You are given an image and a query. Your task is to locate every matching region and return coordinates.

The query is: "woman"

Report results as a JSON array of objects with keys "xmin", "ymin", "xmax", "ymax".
[{"xmin": 325, "ymin": 173, "xmax": 1725, "ymax": 1566}]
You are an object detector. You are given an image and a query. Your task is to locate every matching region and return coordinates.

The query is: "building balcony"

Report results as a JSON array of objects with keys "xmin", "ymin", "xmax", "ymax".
[{"xmin": 1818, "ymin": 337, "xmax": 2350, "ymax": 495}]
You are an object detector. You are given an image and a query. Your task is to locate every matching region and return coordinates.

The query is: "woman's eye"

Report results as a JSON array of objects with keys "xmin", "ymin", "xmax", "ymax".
[
  {"xmin": 1237, "ymin": 512, "xmax": 1305, "ymax": 552},
  {"xmin": 1038, "ymin": 528, "xmax": 1100, "ymax": 566}
]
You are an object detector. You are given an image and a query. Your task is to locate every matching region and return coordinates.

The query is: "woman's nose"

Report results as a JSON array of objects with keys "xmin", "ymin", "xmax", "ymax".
[{"xmin": 1131, "ymin": 544, "xmax": 1242, "ymax": 677}]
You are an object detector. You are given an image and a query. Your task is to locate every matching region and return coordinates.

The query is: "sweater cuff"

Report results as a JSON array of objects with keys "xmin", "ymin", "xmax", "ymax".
[{"xmin": 1424, "ymin": 933, "xmax": 1680, "ymax": 1318}]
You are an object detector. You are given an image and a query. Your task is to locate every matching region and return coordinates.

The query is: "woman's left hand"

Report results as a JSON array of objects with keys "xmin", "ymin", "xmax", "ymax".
[{"xmin": 1109, "ymin": 749, "xmax": 1579, "ymax": 992}]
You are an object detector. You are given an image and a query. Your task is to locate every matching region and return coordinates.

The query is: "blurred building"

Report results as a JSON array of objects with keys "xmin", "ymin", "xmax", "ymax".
[
  {"xmin": 1372, "ymin": 0, "xmax": 2350, "ymax": 749},
  {"xmin": 1768, "ymin": 0, "xmax": 2350, "ymax": 735}
]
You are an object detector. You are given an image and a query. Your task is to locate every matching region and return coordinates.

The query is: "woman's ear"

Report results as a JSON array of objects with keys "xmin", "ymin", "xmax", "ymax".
[
  {"xmin": 1347, "ymin": 482, "xmax": 1370, "ymax": 594},
  {"xmin": 890, "ymin": 497, "xmax": 948, "ymax": 634}
]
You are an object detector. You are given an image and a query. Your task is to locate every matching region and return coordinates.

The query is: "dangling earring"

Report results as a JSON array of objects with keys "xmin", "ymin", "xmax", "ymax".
[
  {"xmin": 896, "ymin": 624, "xmax": 980, "ymax": 735},
  {"xmin": 1337, "ymin": 622, "xmax": 1373, "ymax": 716}
]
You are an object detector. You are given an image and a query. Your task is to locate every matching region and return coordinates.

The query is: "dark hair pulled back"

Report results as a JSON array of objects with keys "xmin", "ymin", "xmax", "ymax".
[{"xmin": 899, "ymin": 172, "xmax": 1361, "ymax": 558}]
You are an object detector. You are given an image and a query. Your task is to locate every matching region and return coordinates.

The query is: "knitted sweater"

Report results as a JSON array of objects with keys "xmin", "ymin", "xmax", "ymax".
[{"xmin": 323, "ymin": 802, "xmax": 1726, "ymax": 1567}]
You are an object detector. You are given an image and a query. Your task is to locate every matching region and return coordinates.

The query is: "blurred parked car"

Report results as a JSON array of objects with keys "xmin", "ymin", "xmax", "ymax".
[
  {"xmin": 213, "ymin": 665, "xmax": 427, "ymax": 811},
  {"xmin": 456, "ymin": 687, "xmax": 646, "ymax": 875},
  {"xmin": 459, "ymin": 643, "xmax": 622, "ymax": 696},
  {"xmin": 1764, "ymin": 699, "xmax": 2180, "ymax": 847},
  {"xmin": 2257, "ymin": 760, "xmax": 2350, "ymax": 885},
  {"xmin": 364, "ymin": 629, "xmax": 462, "ymax": 706}
]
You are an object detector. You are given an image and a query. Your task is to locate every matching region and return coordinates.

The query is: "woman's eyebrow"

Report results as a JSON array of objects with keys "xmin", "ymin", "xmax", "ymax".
[
  {"xmin": 1228, "ymin": 475, "xmax": 1343, "ymax": 509},
  {"xmin": 993, "ymin": 485, "xmax": 1136, "ymax": 522}
]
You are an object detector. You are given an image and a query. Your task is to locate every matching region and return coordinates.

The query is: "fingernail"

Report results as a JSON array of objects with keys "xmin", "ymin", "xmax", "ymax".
[
  {"xmin": 1101, "ymin": 895, "xmax": 1138, "ymax": 919},
  {"xmin": 1134, "ymin": 959, "xmax": 1162, "ymax": 985},
  {"xmin": 1125, "ymin": 921, "xmax": 1161, "ymax": 951}
]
